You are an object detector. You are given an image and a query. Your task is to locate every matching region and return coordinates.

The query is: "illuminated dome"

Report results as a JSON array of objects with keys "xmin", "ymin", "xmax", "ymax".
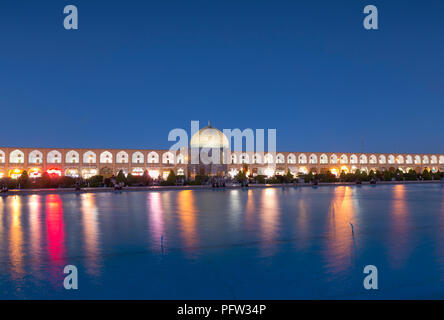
[{"xmin": 190, "ymin": 125, "xmax": 229, "ymax": 149}]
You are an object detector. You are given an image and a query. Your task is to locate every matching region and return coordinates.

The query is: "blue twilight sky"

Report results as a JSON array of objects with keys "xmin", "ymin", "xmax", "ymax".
[{"xmin": 0, "ymin": 0, "xmax": 443, "ymax": 153}]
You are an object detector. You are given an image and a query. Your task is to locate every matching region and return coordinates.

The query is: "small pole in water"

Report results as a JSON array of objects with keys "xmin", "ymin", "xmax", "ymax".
[
  {"xmin": 350, "ymin": 222, "xmax": 354, "ymax": 235},
  {"xmin": 161, "ymin": 235, "xmax": 164, "ymax": 255}
]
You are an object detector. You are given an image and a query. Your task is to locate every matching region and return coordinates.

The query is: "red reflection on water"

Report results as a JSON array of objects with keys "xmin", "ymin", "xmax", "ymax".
[
  {"xmin": 45, "ymin": 195, "xmax": 65, "ymax": 264},
  {"xmin": 324, "ymin": 186, "xmax": 356, "ymax": 274}
]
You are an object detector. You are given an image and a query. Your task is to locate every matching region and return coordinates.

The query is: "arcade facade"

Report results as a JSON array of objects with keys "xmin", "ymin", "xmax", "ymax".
[{"xmin": 0, "ymin": 127, "xmax": 442, "ymax": 179}]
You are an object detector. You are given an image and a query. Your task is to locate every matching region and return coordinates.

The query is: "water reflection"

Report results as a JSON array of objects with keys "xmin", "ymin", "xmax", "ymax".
[
  {"xmin": 148, "ymin": 192, "xmax": 165, "ymax": 252},
  {"xmin": 389, "ymin": 185, "xmax": 410, "ymax": 268},
  {"xmin": 0, "ymin": 186, "xmax": 444, "ymax": 299},
  {"xmin": 29, "ymin": 195, "xmax": 42, "ymax": 275},
  {"xmin": 9, "ymin": 196, "xmax": 24, "ymax": 279},
  {"xmin": 259, "ymin": 188, "xmax": 279, "ymax": 256},
  {"xmin": 294, "ymin": 196, "xmax": 309, "ymax": 251},
  {"xmin": 324, "ymin": 186, "xmax": 356, "ymax": 274},
  {"xmin": 45, "ymin": 195, "xmax": 65, "ymax": 273},
  {"xmin": 80, "ymin": 193, "xmax": 101, "ymax": 276},
  {"xmin": 0, "ymin": 196, "xmax": 4, "ymax": 239},
  {"xmin": 228, "ymin": 190, "xmax": 242, "ymax": 229},
  {"xmin": 177, "ymin": 190, "xmax": 197, "ymax": 251},
  {"xmin": 244, "ymin": 189, "xmax": 255, "ymax": 229}
]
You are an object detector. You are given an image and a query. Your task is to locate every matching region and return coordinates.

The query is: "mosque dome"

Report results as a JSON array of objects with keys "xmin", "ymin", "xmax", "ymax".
[{"xmin": 190, "ymin": 125, "xmax": 229, "ymax": 149}]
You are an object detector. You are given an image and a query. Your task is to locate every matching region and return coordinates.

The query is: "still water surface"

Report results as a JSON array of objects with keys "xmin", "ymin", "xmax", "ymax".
[{"xmin": 1, "ymin": 184, "xmax": 444, "ymax": 299}]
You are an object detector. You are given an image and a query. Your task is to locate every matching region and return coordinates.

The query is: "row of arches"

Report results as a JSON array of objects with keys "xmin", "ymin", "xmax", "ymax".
[
  {"xmin": 1, "ymin": 149, "xmax": 443, "ymax": 166},
  {"xmin": 1, "ymin": 150, "xmax": 183, "ymax": 165},
  {"xmin": 230, "ymin": 153, "xmax": 444, "ymax": 165},
  {"xmin": 0, "ymin": 167, "xmax": 186, "ymax": 180}
]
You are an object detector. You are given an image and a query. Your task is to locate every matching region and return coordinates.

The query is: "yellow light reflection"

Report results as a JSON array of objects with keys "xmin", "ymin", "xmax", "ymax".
[
  {"xmin": 9, "ymin": 196, "xmax": 24, "ymax": 279},
  {"xmin": 388, "ymin": 184, "xmax": 410, "ymax": 268},
  {"xmin": 29, "ymin": 195, "xmax": 42, "ymax": 274},
  {"xmin": 324, "ymin": 186, "xmax": 356, "ymax": 274},
  {"xmin": 148, "ymin": 192, "xmax": 165, "ymax": 251},
  {"xmin": 260, "ymin": 188, "xmax": 279, "ymax": 256},
  {"xmin": 177, "ymin": 190, "xmax": 197, "ymax": 250},
  {"xmin": 245, "ymin": 189, "xmax": 255, "ymax": 228},
  {"xmin": 80, "ymin": 193, "xmax": 101, "ymax": 276}
]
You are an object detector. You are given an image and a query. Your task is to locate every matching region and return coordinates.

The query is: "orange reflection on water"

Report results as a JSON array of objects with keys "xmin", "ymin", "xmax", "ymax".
[
  {"xmin": 45, "ymin": 195, "xmax": 65, "ymax": 265},
  {"xmin": 324, "ymin": 186, "xmax": 356, "ymax": 274},
  {"xmin": 9, "ymin": 196, "xmax": 24, "ymax": 279},
  {"xmin": 0, "ymin": 197, "xmax": 4, "ymax": 238},
  {"xmin": 80, "ymin": 193, "xmax": 100, "ymax": 276},
  {"xmin": 259, "ymin": 188, "xmax": 279, "ymax": 256},
  {"xmin": 148, "ymin": 192, "xmax": 165, "ymax": 251},
  {"xmin": 177, "ymin": 190, "xmax": 197, "ymax": 250},
  {"xmin": 388, "ymin": 184, "xmax": 410, "ymax": 268},
  {"xmin": 245, "ymin": 189, "xmax": 255, "ymax": 228}
]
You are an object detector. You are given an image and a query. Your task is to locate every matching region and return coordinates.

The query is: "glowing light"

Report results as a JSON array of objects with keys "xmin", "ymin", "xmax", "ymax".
[
  {"xmin": 65, "ymin": 169, "xmax": 79, "ymax": 178},
  {"xmin": 132, "ymin": 168, "xmax": 144, "ymax": 176},
  {"xmin": 228, "ymin": 168, "xmax": 238, "ymax": 178},
  {"xmin": 340, "ymin": 166, "xmax": 349, "ymax": 174},
  {"xmin": 46, "ymin": 168, "xmax": 62, "ymax": 177},
  {"xmin": 29, "ymin": 168, "xmax": 42, "ymax": 178},
  {"xmin": 9, "ymin": 169, "xmax": 23, "ymax": 179},
  {"xmin": 298, "ymin": 167, "xmax": 308, "ymax": 174},
  {"xmin": 82, "ymin": 168, "xmax": 97, "ymax": 179},
  {"xmin": 330, "ymin": 168, "xmax": 338, "ymax": 176},
  {"xmin": 264, "ymin": 167, "xmax": 275, "ymax": 178},
  {"xmin": 45, "ymin": 194, "xmax": 65, "ymax": 278},
  {"xmin": 148, "ymin": 170, "xmax": 160, "ymax": 179},
  {"xmin": 162, "ymin": 171, "xmax": 170, "ymax": 180}
]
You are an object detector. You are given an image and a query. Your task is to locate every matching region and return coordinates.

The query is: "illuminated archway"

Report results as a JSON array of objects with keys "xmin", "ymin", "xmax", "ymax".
[
  {"xmin": 47, "ymin": 150, "xmax": 62, "ymax": 164},
  {"xmin": 287, "ymin": 153, "xmax": 296, "ymax": 164},
  {"xmin": 116, "ymin": 151, "xmax": 129, "ymax": 163},
  {"xmin": 148, "ymin": 151, "xmax": 159, "ymax": 164},
  {"xmin": 132, "ymin": 151, "xmax": 144, "ymax": 164},
  {"xmin": 100, "ymin": 151, "xmax": 113, "ymax": 164},
  {"xmin": 29, "ymin": 150, "xmax": 43, "ymax": 164},
  {"xmin": 10, "ymin": 150, "xmax": 24, "ymax": 164},
  {"xmin": 66, "ymin": 150, "xmax": 79, "ymax": 163}
]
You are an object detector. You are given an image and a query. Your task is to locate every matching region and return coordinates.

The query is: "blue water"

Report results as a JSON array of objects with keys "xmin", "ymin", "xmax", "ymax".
[{"xmin": 1, "ymin": 184, "xmax": 444, "ymax": 299}]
